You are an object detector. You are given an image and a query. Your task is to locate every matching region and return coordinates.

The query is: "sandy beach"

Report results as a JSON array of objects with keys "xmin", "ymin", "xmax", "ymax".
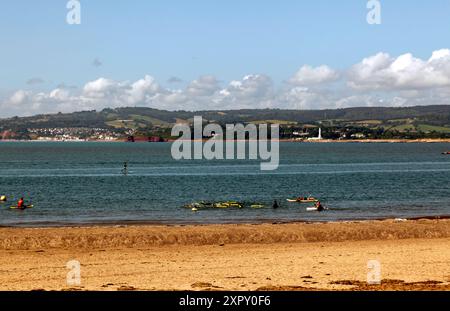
[{"xmin": 0, "ymin": 218, "xmax": 449, "ymax": 291}]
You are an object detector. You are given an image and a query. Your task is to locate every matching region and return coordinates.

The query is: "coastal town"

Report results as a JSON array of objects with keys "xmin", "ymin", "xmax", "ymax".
[{"xmin": 1, "ymin": 123, "xmax": 449, "ymax": 142}]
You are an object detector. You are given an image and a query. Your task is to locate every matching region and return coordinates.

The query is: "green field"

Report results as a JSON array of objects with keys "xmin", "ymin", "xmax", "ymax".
[
  {"xmin": 416, "ymin": 124, "xmax": 450, "ymax": 133},
  {"xmin": 106, "ymin": 120, "xmax": 144, "ymax": 129},
  {"xmin": 389, "ymin": 123, "xmax": 450, "ymax": 133},
  {"xmin": 129, "ymin": 114, "xmax": 170, "ymax": 127}
]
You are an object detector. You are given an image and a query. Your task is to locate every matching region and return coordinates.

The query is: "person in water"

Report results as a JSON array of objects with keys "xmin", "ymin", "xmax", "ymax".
[
  {"xmin": 123, "ymin": 161, "xmax": 128, "ymax": 175},
  {"xmin": 315, "ymin": 201, "xmax": 324, "ymax": 212},
  {"xmin": 273, "ymin": 200, "xmax": 279, "ymax": 209},
  {"xmin": 17, "ymin": 197, "xmax": 25, "ymax": 208}
]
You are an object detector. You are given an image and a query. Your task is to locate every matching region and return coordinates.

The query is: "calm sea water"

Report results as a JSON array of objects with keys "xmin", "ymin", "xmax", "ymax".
[{"xmin": 0, "ymin": 142, "xmax": 449, "ymax": 226}]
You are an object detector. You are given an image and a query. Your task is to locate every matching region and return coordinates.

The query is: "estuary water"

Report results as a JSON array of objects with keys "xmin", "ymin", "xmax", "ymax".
[{"xmin": 0, "ymin": 141, "xmax": 449, "ymax": 226}]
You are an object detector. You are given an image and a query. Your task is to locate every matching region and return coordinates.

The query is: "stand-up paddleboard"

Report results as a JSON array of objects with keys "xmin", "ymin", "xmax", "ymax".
[
  {"xmin": 306, "ymin": 206, "xmax": 328, "ymax": 212},
  {"xmin": 10, "ymin": 205, "xmax": 33, "ymax": 210}
]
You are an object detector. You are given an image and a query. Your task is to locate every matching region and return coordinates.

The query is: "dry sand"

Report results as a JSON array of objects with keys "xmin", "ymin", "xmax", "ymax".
[{"xmin": 0, "ymin": 219, "xmax": 449, "ymax": 291}]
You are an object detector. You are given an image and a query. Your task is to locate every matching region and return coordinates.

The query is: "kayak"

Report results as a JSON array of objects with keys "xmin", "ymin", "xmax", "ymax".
[
  {"xmin": 287, "ymin": 198, "xmax": 319, "ymax": 203},
  {"xmin": 216, "ymin": 202, "xmax": 243, "ymax": 208},
  {"xmin": 184, "ymin": 202, "xmax": 214, "ymax": 209},
  {"xmin": 185, "ymin": 201, "xmax": 244, "ymax": 209},
  {"xmin": 250, "ymin": 204, "xmax": 264, "ymax": 209},
  {"xmin": 10, "ymin": 205, "xmax": 33, "ymax": 210}
]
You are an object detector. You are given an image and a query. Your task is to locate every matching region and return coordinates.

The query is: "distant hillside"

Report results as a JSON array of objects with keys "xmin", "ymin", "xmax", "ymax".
[
  {"xmin": 1, "ymin": 105, "xmax": 450, "ymax": 130},
  {"xmin": 1, "ymin": 105, "xmax": 450, "ymax": 140}
]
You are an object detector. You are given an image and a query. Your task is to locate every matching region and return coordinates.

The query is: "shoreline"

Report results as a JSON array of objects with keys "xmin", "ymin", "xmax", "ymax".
[
  {"xmin": 1, "ymin": 138, "xmax": 450, "ymax": 143},
  {"xmin": 0, "ymin": 218, "xmax": 449, "ymax": 291},
  {"xmin": 1, "ymin": 214, "xmax": 450, "ymax": 229}
]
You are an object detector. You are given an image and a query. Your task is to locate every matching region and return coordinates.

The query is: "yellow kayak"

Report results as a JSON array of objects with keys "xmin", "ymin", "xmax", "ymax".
[
  {"xmin": 251, "ymin": 204, "xmax": 265, "ymax": 209},
  {"xmin": 10, "ymin": 205, "xmax": 33, "ymax": 210}
]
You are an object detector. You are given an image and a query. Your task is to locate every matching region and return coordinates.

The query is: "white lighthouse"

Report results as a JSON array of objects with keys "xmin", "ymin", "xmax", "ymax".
[{"xmin": 308, "ymin": 128, "xmax": 323, "ymax": 140}]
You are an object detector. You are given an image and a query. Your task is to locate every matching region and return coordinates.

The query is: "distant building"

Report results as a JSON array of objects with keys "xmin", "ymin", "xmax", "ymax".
[
  {"xmin": 1, "ymin": 130, "xmax": 14, "ymax": 140},
  {"xmin": 292, "ymin": 131, "xmax": 309, "ymax": 137},
  {"xmin": 351, "ymin": 133, "xmax": 366, "ymax": 139},
  {"xmin": 127, "ymin": 136, "xmax": 166, "ymax": 142}
]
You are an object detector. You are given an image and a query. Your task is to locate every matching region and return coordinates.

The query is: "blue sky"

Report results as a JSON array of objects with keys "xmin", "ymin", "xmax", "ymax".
[{"xmin": 1, "ymin": 0, "xmax": 450, "ymax": 115}]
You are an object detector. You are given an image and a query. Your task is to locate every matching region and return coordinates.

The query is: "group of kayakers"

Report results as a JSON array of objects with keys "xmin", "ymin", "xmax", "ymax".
[
  {"xmin": 6, "ymin": 196, "xmax": 325, "ymax": 211},
  {"xmin": 186, "ymin": 197, "xmax": 325, "ymax": 212}
]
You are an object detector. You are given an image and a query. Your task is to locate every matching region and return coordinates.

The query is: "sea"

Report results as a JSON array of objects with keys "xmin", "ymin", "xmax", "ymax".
[{"xmin": 0, "ymin": 141, "xmax": 449, "ymax": 227}]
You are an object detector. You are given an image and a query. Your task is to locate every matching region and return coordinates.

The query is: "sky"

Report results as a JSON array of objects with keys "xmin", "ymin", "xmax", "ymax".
[{"xmin": 1, "ymin": 0, "xmax": 450, "ymax": 116}]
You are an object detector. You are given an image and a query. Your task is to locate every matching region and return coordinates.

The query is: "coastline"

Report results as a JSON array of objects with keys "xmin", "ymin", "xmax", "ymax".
[
  {"xmin": 1, "ymin": 214, "xmax": 449, "ymax": 229},
  {"xmin": 1, "ymin": 218, "xmax": 449, "ymax": 291},
  {"xmin": 1, "ymin": 138, "xmax": 450, "ymax": 143}
]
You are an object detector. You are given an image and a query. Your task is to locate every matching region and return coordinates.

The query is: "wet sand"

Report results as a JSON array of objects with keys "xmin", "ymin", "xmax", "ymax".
[{"xmin": 0, "ymin": 219, "xmax": 449, "ymax": 291}]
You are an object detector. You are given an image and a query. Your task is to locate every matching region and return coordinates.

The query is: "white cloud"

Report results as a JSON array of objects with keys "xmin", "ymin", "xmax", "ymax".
[
  {"xmin": 186, "ymin": 75, "xmax": 220, "ymax": 97},
  {"xmin": 227, "ymin": 75, "xmax": 273, "ymax": 99},
  {"xmin": 215, "ymin": 74, "xmax": 275, "ymax": 109},
  {"xmin": 126, "ymin": 75, "xmax": 161, "ymax": 104},
  {"xmin": 280, "ymin": 86, "xmax": 328, "ymax": 110},
  {"xmin": 429, "ymin": 49, "xmax": 450, "ymax": 62},
  {"xmin": 9, "ymin": 90, "xmax": 30, "ymax": 105},
  {"xmin": 49, "ymin": 88, "xmax": 70, "ymax": 101},
  {"xmin": 83, "ymin": 78, "xmax": 122, "ymax": 98},
  {"xmin": 289, "ymin": 65, "xmax": 339, "ymax": 86},
  {"xmin": 1, "ymin": 49, "xmax": 450, "ymax": 116},
  {"xmin": 348, "ymin": 49, "xmax": 450, "ymax": 90}
]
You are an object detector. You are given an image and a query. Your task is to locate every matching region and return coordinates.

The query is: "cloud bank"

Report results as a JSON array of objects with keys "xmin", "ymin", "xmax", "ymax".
[{"xmin": 2, "ymin": 49, "xmax": 450, "ymax": 117}]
